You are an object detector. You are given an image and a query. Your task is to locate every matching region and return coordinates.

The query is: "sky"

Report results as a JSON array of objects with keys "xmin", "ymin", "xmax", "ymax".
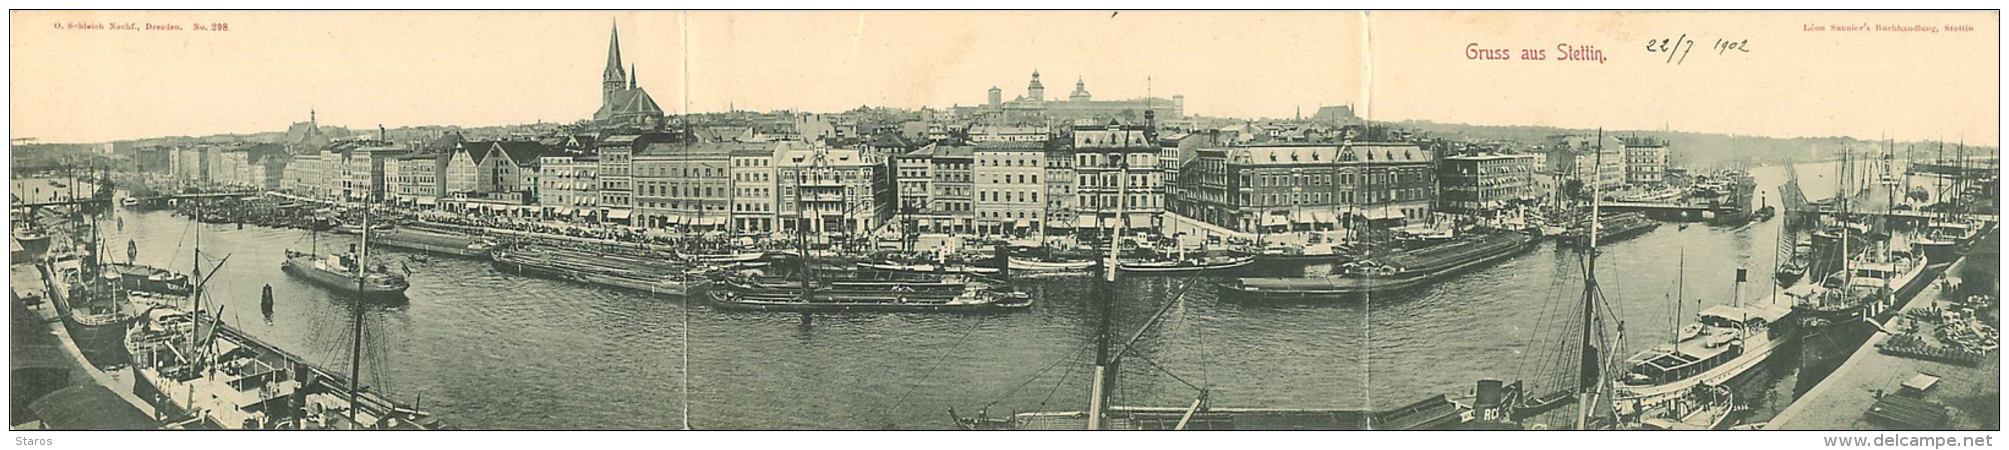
[{"xmin": 9, "ymin": 10, "xmax": 1999, "ymax": 146}]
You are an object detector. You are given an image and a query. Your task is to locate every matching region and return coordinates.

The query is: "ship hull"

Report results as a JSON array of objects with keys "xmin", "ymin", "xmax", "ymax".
[
  {"xmin": 371, "ymin": 229, "xmax": 494, "ymax": 258},
  {"xmin": 1558, "ymin": 220, "xmax": 1659, "ymax": 248},
  {"xmin": 1220, "ymin": 235, "xmax": 1536, "ymax": 301},
  {"xmin": 280, "ymin": 257, "xmax": 408, "ymax": 301},
  {"xmin": 706, "ymin": 289, "xmax": 1031, "ymax": 313},
  {"xmin": 1117, "ymin": 256, "xmax": 1254, "ymax": 274},
  {"xmin": 1006, "ymin": 257, "xmax": 1097, "ymax": 271},
  {"xmin": 491, "ymin": 250, "xmax": 702, "ymax": 297},
  {"xmin": 1615, "ymin": 330, "xmax": 1793, "ymax": 410}
]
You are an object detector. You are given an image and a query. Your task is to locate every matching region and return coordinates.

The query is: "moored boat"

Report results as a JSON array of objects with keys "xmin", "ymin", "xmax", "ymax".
[
  {"xmin": 1559, "ymin": 212, "xmax": 1659, "ymax": 247},
  {"xmin": 1614, "ymin": 301, "xmax": 1794, "ymax": 410},
  {"xmin": 706, "ymin": 276, "xmax": 1030, "ymax": 312},
  {"xmin": 1628, "ymin": 385, "xmax": 1736, "ymax": 430},
  {"xmin": 105, "ymin": 262, "xmax": 192, "ymax": 295},
  {"xmin": 280, "ymin": 249, "xmax": 409, "ymax": 301},
  {"xmin": 1220, "ymin": 231, "xmax": 1535, "ymax": 301},
  {"xmin": 369, "ymin": 227, "xmax": 499, "ymax": 258},
  {"xmin": 1117, "ymin": 253, "xmax": 1253, "ymax": 274},
  {"xmin": 490, "ymin": 245, "xmax": 708, "ymax": 297}
]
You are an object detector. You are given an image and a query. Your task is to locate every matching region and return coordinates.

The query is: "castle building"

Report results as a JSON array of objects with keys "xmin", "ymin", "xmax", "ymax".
[{"xmin": 986, "ymin": 70, "xmax": 1185, "ymax": 124}]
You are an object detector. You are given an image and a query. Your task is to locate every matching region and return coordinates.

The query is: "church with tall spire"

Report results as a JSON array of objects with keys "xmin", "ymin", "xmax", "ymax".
[{"xmin": 593, "ymin": 21, "xmax": 665, "ymax": 132}]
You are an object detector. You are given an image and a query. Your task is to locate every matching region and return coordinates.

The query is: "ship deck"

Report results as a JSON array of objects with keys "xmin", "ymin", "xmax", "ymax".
[{"xmin": 1770, "ymin": 252, "xmax": 1998, "ymax": 430}]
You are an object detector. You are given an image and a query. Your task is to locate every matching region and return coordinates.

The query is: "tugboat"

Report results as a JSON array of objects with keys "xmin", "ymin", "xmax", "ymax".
[{"xmin": 282, "ymin": 212, "xmax": 409, "ymax": 302}]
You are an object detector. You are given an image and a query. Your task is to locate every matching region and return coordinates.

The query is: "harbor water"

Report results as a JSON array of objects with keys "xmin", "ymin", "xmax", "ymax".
[{"xmin": 76, "ymin": 160, "xmax": 1963, "ymax": 429}]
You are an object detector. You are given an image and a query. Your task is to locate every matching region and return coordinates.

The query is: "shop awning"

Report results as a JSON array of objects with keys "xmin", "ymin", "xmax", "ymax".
[
  {"xmin": 416, "ymin": 197, "xmax": 437, "ymax": 206},
  {"xmin": 607, "ymin": 209, "xmax": 632, "ymax": 220},
  {"xmin": 1362, "ymin": 209, "xmax": 1406, "ymax": 220},
  {"xmin": 1075, "ymin": 215, "xmax": 1099, "ymax": 228},
  {"xmin": 695, "ymin": 216, "xmax": 725, "ymax": 226},
  {"xmin": 1262, "ymin": 214, "xmax": 1290, "ymax": 226},
  {"xmin": 1313, "ymin": 211, "xmax": 1338, "ymax": 223},
  {"xmin": 1288, "ymin": 210, "xmax": 1314, "ymax": 223}
]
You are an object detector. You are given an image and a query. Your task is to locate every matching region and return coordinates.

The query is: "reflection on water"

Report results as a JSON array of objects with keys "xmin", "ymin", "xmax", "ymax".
[{"xmin": 82, "ymin": 162, "xmax": 1903, "ymax": 429}]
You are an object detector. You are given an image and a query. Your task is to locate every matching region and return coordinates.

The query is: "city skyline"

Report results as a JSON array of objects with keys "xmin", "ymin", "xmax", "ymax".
[{"xmin": 10, "ymin": 10, "xmax": 1999, "ymax": 146}]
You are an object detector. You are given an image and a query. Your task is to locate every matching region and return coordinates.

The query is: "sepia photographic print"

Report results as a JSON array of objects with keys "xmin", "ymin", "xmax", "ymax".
[{"xmin": 4, "ymin": 7, "xmax": 2002, "ymax": 443}]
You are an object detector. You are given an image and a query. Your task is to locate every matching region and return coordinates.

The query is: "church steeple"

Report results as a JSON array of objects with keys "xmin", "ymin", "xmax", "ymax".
[
  {"xmin": 603, "ymin": 21, "xmax": 628, "ymax": 104},
  {"xmin": 629, "ymin": 64, "xmax": 637, "ymax": 89}
]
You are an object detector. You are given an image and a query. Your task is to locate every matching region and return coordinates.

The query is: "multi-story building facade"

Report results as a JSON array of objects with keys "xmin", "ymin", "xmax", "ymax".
[
  {"xmin": 1622, "ymin": 137, "xmax": 1669, "ymax": 187},
  {"xmin": 482, "ymin": 141, "xmax": 550, "ymax": 204},
  {"xmin": 346, "ymin": 143, "xmax": 408, "ymax": 203},
  {"xmin": 1043, "ymin": 143, "xmax": 1076, "ymax": 232},
  {"xmin": 596, "ymin": 138, "xmax": 635, "ymax": 224},
  {"xmin": 972, "ymin": 141, "xmax": 1047, "ymax": 236},
  {"xmin": 777, "ymin": 147, "xmax": 890, "ymax": 236},
  {"xmin": 893, "ymin": 145, "xmax": 936, "ymax": 233},
  {"xmin": 633, "ymin": 142, "xmax": 733, "ymax": 230},
  {"xmin": 208, "ymin": 148, "xmax": 250, "ymax": 187},
  {"xmin": 537, "ymin": 152, "xmax": 599, "ymax": 218},
  {"xmin": 729, "ymin": 142, "xmax": 787, "ymax": 233},
  {"xmin": 384, "ymin": 152, "xmax": 441, "ymax": 207},
  {"xmin": 1179, "ymin": 141, "xmax": 1435, "ymax": 233},
  {"xmin": 1546, "ymin": 134, "xmax": 1626, "ymax": 194},
  {"xmin": 440, "ymin": 143, "xmax": 486, "ymax": 201},
  {"xmin": 1437, "ymin": 153, "xmax": 1537, "ymax": 217},
  {"xmin": 1070, "ymin": 122, "xmax": 1163, "ymax": 232},
  {"xmin": 923, "ymin": 144, "xmax": 973, "ymax": 233},
  {"xmin": 282, "ymin": 150, "xmax": 322, "ymax": 197}
]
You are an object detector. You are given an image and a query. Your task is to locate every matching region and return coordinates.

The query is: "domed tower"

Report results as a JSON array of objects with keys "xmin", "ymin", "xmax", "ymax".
[
  {"xmin": 987, "ymin": 86, "xmax": 1002, "ymax": 108},
  {"xmin": 1069, "ymin": 77, "xmax": 1092, "ymax": 102},
  {"xmin": 1026, "ymin": 70, "xmax": 1045, "ymax": 101}
]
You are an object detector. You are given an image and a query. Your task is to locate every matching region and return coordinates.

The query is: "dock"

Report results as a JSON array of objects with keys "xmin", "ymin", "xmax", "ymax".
[
  {"xmin": 1769, "ymin": 247, "xmax": 2000, "ymax": 430},
  {"xmin": 10, "ymin": 260, "xmax": 160, "ymax": 425}
]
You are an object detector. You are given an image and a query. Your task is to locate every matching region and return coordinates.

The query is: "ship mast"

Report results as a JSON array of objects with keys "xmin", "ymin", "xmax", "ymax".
[
  {"xmin": 190, "ymin": 197, "xmax": 203, "ymax": 354},
  {"xmin": 1087, "ymin": 121, "xmax": 1138, "ymax": 430},
  {"xmin": 1576, "ymin": 130, "xmax": 1607, "ymax": 430},
  {"xmin": 348, "ymin": 207, "xmax": 371, "ymax": 429}
]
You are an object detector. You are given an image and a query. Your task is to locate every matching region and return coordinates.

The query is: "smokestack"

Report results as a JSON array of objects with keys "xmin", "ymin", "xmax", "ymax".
[{"xmin": 379, "ymin": 124, "xmax": 387, "ymax": 143}]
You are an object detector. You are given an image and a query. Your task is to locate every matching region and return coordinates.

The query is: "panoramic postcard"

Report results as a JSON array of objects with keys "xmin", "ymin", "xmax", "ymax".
[{"xmin": 6, "ymin": 10, "xmax": 1999, "ymax": 432}]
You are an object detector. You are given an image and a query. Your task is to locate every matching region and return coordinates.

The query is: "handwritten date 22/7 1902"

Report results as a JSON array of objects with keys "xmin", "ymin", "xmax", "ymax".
[{"xmin": 1646, "ymin": 33, "xmax": 1749, "ymax": 64}]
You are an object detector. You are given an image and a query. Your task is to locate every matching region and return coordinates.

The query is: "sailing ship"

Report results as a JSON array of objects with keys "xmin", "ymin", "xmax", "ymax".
[
  {"xmin": 1462, "ymin": 129, "xmax": 1627, "ymax": 430},
  {"xmin": 1904, "ymin": 142, "xmax": 1984, "ymax": 265},
  {"xmin": 281, "ymin": 211, "xmax": 409, "ymax": 301},
  {"xmin": 126, "ymin": 233, "xmax": 440, "ymax": 429}
]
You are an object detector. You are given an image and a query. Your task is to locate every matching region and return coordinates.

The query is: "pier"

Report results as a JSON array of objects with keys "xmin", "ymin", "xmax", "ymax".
[{"xmin": 1769, "ymin": 235, "xmax": 2000, "ymax": 430}]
